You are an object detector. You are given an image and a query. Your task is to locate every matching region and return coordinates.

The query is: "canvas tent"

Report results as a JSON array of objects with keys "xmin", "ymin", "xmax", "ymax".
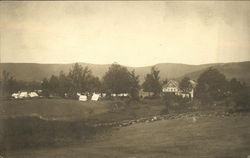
[
  {"xmin": 77, "ymin": 93, "xmax": 81, "ymax": 96},
  {"xmin": 91, "ymin": 93, "xmax": 100, "ymax": 101},
  {"xmin": 19, "ymin": 92, "xmax": 29, "ymax": 98},
  {"xmin": 11, "ymin": 93, "xmax": 19, "ymax": 99},
  {"xmin": 102, "ymin": 93, "xmax": 106, "ymax": 97},
  {"xmin": 29, "ymin": 92, "xmax": 39, "ymax": 98},
  {"xmin": 79, "ymin": 95, "xmax": 87, "ymax": 101}
]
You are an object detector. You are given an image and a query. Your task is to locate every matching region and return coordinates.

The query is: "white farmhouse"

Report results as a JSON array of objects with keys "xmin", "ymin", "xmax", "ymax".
[
  {"xmin": 162, "ymin": 80, "xmax": 179, "ymax": 94},
  {"xmin": 162, "ymin": 80, "xmax": 197, "ymax": 99}
]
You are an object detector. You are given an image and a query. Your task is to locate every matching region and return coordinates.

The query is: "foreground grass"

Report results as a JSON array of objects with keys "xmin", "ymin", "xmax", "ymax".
[
  {"xmin": 0, "ymin": 99, "xmax": 112, "ymax": 120},
  {"xmin": 0, "ymin": 98, "xmax": 166, "ymax": 122},
  {"xmin": 5, "ymin": 114, "xmax": 250, "ymax": 158}
]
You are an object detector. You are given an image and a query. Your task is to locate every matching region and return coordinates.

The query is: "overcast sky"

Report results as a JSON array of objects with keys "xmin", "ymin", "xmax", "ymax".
[{"xmin": 0, "ymin": 1, "xmax": 250, "ymax": 67}]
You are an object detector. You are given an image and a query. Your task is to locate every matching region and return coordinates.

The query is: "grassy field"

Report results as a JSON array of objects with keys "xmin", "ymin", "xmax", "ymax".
[
  {"xmin": 0, "ymin": 98, "xmax": 166, "ymax": 122},
  {"xmin": 0, "ymin": 98, "xmax": 166, "ymax": 153},
  {"xmin": 1, "ymin": 98, "xmax": 250, "ymax": 157},
  {"xmin": 5, "ymin": 114, "xmax": 250, "ymax": 158},
  {"xmin": 0, "ymin": 99, "xmax": 112, "ymax": 120}
]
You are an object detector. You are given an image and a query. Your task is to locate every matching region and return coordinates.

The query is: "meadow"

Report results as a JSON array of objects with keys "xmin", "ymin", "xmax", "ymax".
[
  {"xmin": 1, "ymin": 98, "xmax": 250, "ymax": 157},
  {"xmin": 5, "ymin": 114, "xmax": 250, "ymax": 158},
  {"xmin": 0, "ymin": 98, "xmax": 167, "ymax": 123}
]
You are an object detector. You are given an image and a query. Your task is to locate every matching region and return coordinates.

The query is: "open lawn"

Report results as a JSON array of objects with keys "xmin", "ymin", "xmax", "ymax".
[
  {"xmin": 1, "ymin": 98, "xmax": 250, "ymax": 157},
  {"xmin": 0, "ymin": 99, "xmax": 113, "ymax": 120},
  {"xmin": 0, "ymin": 98, "xmax": 166, "ymax": 122},
  {"xmin": 5, "ymin": 114, "xmax": 250, "ymax": 158}
]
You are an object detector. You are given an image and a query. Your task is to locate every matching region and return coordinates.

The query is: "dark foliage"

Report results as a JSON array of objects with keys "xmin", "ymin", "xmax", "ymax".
[
  {"xmin": 196, "ymin": 67, "xmax": 228, "ymax": 104},
  {"xmin": 162, "ymin": 93, "xmax": 190, "ymax": 113},
  {"xmin": 103, "ymin": 63, "xmax": 140, "ymax": 100},
  {"xmin": 0, "ymin": 71, "xmax": 41, "ymax": 97},
  {"xmin": 228, "ymin": 78, "xmax": 250, "ymax": 110},
  {"xmin": 179, "ymin": 76, "xmax": 192, "ymax": 93},
  {"xmin": 142, "ymin": 66, "xmax": 162, "ymax": 96}
]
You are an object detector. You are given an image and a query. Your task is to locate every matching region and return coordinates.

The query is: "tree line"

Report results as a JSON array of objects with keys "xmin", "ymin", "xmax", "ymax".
[{"xmin": 1, "ymin": 63, "xmax": 249, "ymax": 108}]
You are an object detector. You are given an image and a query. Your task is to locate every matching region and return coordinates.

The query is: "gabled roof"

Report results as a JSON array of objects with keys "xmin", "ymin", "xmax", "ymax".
[{"xmin": 163, "ymin": 80, "xmax": 179, "ymax": 88}]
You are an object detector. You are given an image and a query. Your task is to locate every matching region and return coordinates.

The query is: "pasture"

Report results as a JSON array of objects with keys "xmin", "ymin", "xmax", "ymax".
[
  {"xmin": 0, "ymin": 98, "xmax": 166, "ymax": 122},
  {"xmin": 5, "ymin": 114, "xmax": 250, "ymax": 158},
  {"xmin": 1, "ymin": 98, "xmax": 250, "ymax": 157},
  {"xmin": 0, "ymin": 99, "xmax": 111, "ymax": 120}
]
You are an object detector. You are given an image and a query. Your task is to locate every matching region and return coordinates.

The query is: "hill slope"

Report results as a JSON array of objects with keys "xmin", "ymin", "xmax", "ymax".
[
  {"xmin": 180, "ymin": 61, "xmax": 250, "ymax": 84},
  {"xmin": 0, "ymin": 61, "xmax": 249, "ymax": 84}
]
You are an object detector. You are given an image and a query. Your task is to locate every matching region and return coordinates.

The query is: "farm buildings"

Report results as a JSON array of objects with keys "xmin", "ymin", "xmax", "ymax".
[{"xmin": 162, "ymin": 80, "xmax": 197, "ymax": 99}]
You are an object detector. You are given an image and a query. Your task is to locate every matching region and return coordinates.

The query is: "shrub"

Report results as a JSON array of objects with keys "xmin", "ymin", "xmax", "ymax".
[
  {"xmin": 162, "ymin": 93, "xmax": 193, "ymax": 112},
  {"xmin": 108, "ymin": 100, "xmax": 127, "ymax": 112}
]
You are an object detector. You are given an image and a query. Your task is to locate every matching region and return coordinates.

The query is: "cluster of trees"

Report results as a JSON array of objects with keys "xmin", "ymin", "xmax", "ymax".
[
  {"xmin": 1, "ymin": 63, "xmax": 249, "ymax": 108},
  {"xmin": 0, "ymin": 63, "xmax": 141, "ymax": 99},
  {"xmin": 161, "ymin": 68, "xmax": 250, "ymax": 110},
  {"xmin": 0, "ymin": 63, "xmax": 140, "ymax": 100},
  {"xmin": 0, "ymin": 71, "xmax": 41, "ymax": 96},
  {"xmin": 195, "ymin": 68, "xmax": 250, "ymax": 108},
  {"xmin": 0, "ymin": 63, "xmax": 163, "ymax": 100},
  {"xmin": 103, "ymin": 64, "xmax": 140, "ymax": 99},
  {"xmin": 40, "ymin": 63, "xmax": 102, "ymax": 98},
  {"xmin": 40, "ymin": 63, "xmax": 141, "ymax": 100}
]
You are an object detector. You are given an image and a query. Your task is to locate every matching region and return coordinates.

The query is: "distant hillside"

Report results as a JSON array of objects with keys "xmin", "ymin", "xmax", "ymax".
[
  {"xmin": 0, "ymin": 63, "xmax": 111, "ymax": 82},
  {"xmin": 0, "ymin": 61, "xmax": 249, "ymax": 84},
  {"xmin": 179, "ymin": 61, "xmax": 250, "ymax": 84}
]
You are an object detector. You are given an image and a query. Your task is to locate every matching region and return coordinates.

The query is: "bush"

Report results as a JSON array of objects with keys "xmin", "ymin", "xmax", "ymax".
[
  {"xmin": 108, "ymin": 100, "xmax": 127, "ymax": 112},
  {"xmin": 233, "ymin": 87, "xmax": 250, "ymax": 110},
  {"xmin": 144, "ymin": 95, "xmax": 161, "ymax": 100},
  {"xmin": 163, "ymin": 93, "xmax": 182, "ymax": 106},
  {"xmin": 160, "ymin": 107, "xmax": 169, "ymax": 115},
  {"xmin": 162, "ymin": 93, "xmax": 192, "ymax": 112}
]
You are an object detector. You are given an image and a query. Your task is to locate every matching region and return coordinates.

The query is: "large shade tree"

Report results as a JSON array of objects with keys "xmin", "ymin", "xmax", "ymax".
[
  {"xmin": 142, "ymin": 66, "xmax": 162, "ymax": 96},
  {"xmin": 57, "ymin": 71, "xmax": 70, "ymax": 97},
  {"xmin": 196, "ymin": 68, "xmax": 228, "ymax": 103},
  {"xmin": 128, "ymin": 70, "xmax": 140, "ymax": 100},
  {"xmin": 179, "ymin": 76, "xmax": 192, "ymax": 93},
  {"xmin": 103, "ymin": 64, "xmax": 131, "ymax": 94},
  {"xmin": 103, "ymin": 63, "xmax": 140, "ymax": 99},
  {"xmin": 67, "ymin": 63, "xmax": 95, "ymax": 95}
]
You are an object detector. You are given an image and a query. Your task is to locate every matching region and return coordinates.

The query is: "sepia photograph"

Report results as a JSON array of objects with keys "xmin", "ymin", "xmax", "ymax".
[{"xmin": 0, "ymin": 1, "xmax": 250, "ymax": 158}]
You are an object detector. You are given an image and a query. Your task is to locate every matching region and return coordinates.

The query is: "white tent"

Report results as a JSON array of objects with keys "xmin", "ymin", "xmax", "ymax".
[
  {"xmin": 118, "ymin": 94, "xmax": 123, "ymax": 97},
  {"xmin": 76, "ymin": 92, "xmax": 81, "ymax": 96},
  {"xmin": 117, "ymin": 93, "xmax": 129, "ymax": 97},
  {"xmin": 123, "ymin": 93, "xmax": 129, "ymax": 97},
  {"xmin": 29, "ymin": 92, "xmax": 39, "ymax": 98},
  {"xmin": 19, "ymin": 92, "xmax": 28, "ymax": 98},
  {"xmin": 11, "ymin": 93, "xmax": 19, "ymax": 99},
  {"xmin": 91, "ymin": 93, "xmax": 100, "ymax": 101},
  {"xmin": 79, "ymin": 95, "xmax": 87, "ymax": 101},
  {"xmin": 102, "ymin": 93, "xmax": 106, "ymax": 97}
]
